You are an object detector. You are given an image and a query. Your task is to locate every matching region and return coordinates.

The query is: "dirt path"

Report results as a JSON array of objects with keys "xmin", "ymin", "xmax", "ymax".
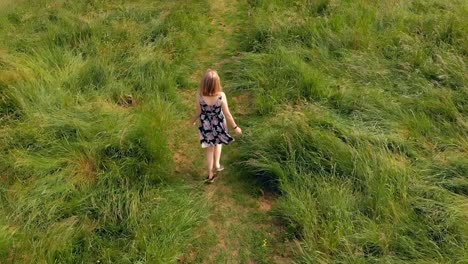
[{"xmin": 172, "ymin": 0, "xmax": 295, "ymax": 263}]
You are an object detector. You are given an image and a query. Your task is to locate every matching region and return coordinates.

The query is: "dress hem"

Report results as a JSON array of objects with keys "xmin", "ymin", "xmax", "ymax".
[{"xmin": 201, "ymin": 139, "xmax": 235, "ymax": 148}]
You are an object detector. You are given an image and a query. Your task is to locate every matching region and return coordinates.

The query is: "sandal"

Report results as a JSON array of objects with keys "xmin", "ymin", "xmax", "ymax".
[
  {"xmin": 205, "ymin": 174, "xmax": 218, "ymax": 183},
  {"xmin": 215, "ymin": 165, "xmax": 225, "ymax": 172}
]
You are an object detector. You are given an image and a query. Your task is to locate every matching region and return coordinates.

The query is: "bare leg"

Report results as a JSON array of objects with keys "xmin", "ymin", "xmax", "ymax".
[
  {"xmin": 214, "ymin": 144, "xmax": 222, "ymax": 169},
  {"xmin": 206, "ymin": 147, "xmax": 215, "ymax": 179}
]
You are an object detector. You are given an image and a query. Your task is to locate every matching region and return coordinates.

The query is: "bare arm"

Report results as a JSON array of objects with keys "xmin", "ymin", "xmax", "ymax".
[{"xmin": 220, "ymin": 93, "xmax": 237, "ymax": 128}]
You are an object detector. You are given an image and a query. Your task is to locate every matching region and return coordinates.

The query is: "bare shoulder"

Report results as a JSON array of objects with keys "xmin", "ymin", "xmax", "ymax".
[{"xmin": 219, "ymin": 91, "xmax": 227, "ymax": 98}]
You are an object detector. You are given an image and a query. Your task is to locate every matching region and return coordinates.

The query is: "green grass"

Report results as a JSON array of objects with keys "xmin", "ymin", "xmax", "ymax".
[
  {"xmin": 228, "ymin": 0, "xmax": 468, "ymax": 262},
  {"xmin": 1, "ymin": 0, "xmax": 467, "ymax": 263},
  {"xmin": 0, "ymin": 0, "xmax": 211, "ymax": 262}
]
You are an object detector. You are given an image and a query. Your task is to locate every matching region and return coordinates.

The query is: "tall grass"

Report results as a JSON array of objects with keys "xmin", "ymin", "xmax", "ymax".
[
  {"xmin": 239, "ymin": 106, "xmax": 467, "ymax": 262},
  {"xmin": 0, "ymin": 0, "xmax": 212, "ymax": 262},
  {"xmin": 228, "ymin": 0, "xmax": 468, "ymax": 262}
]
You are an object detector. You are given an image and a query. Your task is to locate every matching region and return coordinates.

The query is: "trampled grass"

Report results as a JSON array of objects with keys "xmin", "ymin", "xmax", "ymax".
[{"xmin": 1, "ymin": 0, "xmax": 467, "ymax": 263}]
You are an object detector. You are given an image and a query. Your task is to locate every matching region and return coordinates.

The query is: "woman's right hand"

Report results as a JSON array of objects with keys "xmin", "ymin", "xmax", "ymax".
[{"xmin": 234, "ymin": 127, "xmax": 242, "ymax": 136}]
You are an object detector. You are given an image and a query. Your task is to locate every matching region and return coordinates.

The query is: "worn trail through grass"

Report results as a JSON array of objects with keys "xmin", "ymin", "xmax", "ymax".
[{"xmin": 173, "ymin": 0, "xmax": 294, "ymax": 263}]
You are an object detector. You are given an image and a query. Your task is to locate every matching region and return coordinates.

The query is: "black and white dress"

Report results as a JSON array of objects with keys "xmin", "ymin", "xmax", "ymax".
[{"xmin": 198, "ymin": 95, "xmax": 234, "ymax": 148}]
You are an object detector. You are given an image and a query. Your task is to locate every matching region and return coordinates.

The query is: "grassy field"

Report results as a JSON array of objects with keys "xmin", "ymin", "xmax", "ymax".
[
  {"xmin": 1, "ymin": 0, "xmax": 467, "ymax": 263},
  {"xmin": 232, "ymin": 0, "xmax": 468, "ymax": 262},
  {"xmin": 0, "ymin": 0, "xmax": 213, "ymax": 262}
]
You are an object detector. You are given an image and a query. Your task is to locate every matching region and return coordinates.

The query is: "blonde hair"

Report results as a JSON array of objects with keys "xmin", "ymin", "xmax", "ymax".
[{"xmin": 200, "ymin": 69, "xmax": 222, "ymax": 96}]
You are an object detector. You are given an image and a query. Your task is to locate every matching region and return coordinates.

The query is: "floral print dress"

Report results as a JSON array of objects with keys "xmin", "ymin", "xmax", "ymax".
[{"xmin": 199, "ymin": 94, "xmax": 234, "ymax": 148}]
